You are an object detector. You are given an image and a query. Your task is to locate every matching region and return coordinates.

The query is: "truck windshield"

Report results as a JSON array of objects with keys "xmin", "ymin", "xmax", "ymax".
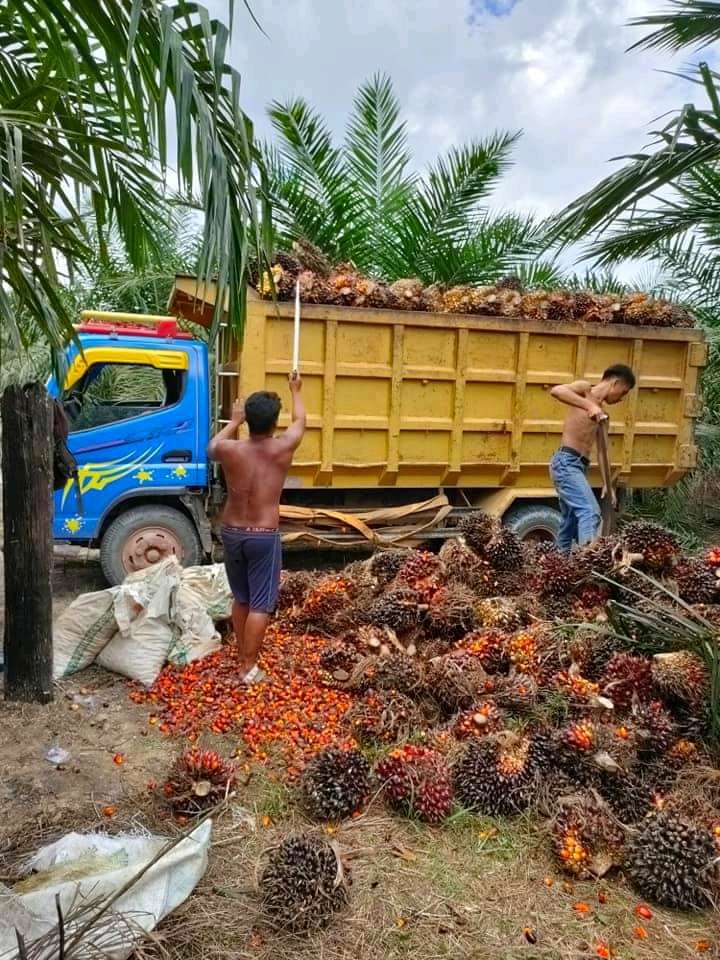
[{"xmin": 63, "ymin": 364, "xmax": 185, "ymax": 432}]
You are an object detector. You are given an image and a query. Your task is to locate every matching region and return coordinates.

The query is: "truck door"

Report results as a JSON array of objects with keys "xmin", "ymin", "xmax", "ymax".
[{"xmin": 54, "ymin": 346, "xmax": 201, "ymax": 542}]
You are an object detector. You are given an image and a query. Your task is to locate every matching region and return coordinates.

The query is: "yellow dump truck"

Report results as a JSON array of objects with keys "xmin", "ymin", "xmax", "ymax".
[{"xmin": 170, "ymin": 276, "xmax": 707, "ymax": 548}]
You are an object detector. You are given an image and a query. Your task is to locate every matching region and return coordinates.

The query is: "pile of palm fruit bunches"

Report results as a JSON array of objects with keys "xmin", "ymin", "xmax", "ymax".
[
  {"xmin": 253, "ymin": 244, "xmax": 694, "ymax": 328},
  {"xmin": 165, "ymin": 513, "xmax": 720, "ymax": 932}
]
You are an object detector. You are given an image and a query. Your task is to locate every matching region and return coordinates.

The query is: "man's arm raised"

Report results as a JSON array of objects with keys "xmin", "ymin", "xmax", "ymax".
[
  {"xmin": 207, "ymin": 398, "xmax": 245, "ymax": 461},
  {"xmin": 278, "ymin": 374, "xmax": 306, "ymax": 452}
]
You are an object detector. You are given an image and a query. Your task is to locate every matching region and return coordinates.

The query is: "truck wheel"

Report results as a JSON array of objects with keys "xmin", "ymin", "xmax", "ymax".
[
  {"xmin": 100, "ymin": 505, "xmax": 203, "ymax": 586},
  {"xmin": 504, "ymin": 504, "xmax": 561, "ymax": 544}
]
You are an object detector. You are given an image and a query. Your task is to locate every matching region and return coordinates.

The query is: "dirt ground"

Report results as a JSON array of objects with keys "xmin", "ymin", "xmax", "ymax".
[{"xmin": 1, "ymin": 557, "xmax": 720, "ymax": 960}]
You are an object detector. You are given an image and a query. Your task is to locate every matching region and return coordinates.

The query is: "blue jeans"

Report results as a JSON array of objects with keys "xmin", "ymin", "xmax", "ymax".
[{"xmin": 550, "ymin": 449, "xmax": 601, "ymax": 553}]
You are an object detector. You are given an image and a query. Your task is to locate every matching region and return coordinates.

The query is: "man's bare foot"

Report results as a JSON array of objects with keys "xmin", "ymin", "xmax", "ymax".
[{"xmin": 241, "ymin": 664, "xmax": 268, "ymax": 685}]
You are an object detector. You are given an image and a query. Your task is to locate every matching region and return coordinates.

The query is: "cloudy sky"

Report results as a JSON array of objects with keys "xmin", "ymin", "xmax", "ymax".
[{"xmin": 209, "ymin": 0, "xmax": 693, "ymax": 252}]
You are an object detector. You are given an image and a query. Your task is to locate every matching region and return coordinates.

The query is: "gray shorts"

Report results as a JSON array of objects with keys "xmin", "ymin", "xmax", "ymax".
[{"xmin": 221, "ymin": 526, "xmax": 282, "ymax": 614}]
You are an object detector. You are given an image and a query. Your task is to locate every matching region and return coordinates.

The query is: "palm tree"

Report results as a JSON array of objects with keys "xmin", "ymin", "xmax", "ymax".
[
  {"xmin": 553, "ymin": 1, "xmax": 720, "ymax": 259},
  {"xmin": 0, "ymin": 0, "xmax": 269, "ymax": 355},
  {"xmin": 265, "ymin": 74, "xmax": 556, "ymax": 285}
]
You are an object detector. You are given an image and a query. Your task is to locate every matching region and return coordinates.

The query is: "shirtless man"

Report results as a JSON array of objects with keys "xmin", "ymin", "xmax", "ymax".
[
  {"xmin": 208, "ymin": 376, "xmax": 306, "ymax": 683},
  {"xmin": 549, "ymin": 364, "xmax": 636, "ymax": 553}
]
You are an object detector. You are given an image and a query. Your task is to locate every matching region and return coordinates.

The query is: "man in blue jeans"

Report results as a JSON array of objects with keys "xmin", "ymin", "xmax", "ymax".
[{"xmin": 550, "ymin": 364, "xmax": 636, "ymax": 553}]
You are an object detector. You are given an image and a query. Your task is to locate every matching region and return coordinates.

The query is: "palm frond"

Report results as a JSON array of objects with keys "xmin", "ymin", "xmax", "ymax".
[{"xmin": 629, "ymin": 0, "xmax": 720, "ymax": 52}]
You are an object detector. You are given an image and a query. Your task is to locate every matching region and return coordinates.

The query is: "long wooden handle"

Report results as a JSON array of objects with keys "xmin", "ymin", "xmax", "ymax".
[{"xmin": 596, "ymin": 419, "xmax": 616, "ymax": 534}]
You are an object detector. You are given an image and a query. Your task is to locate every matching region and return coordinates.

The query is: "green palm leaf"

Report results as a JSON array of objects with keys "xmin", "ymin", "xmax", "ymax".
[{"xmin": 629, "ymin": 0, "xmax": 720, "ymax": 52}]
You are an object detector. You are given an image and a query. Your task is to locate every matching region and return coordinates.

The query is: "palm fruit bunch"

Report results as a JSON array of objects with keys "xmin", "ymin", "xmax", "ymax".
[
  {"xmin": 426, "ymin": 585, "xmax": 477, "ymax": 642},
  {"xmin": 665, "ymin": 738, "xmax": 700, "ymax": 769},
  {"xmin": 427, "ymin": 650, "xmax": 488, "ymax": 713},
  {"xmin": 652, "ymin": 651, "xmax": 709, "ymax": 710},
  {"xmin": 376, "ymin": 744, "xmax": 454, "ymax": 823},
  {"xmin": 621, "ymin": 520, "xmax": 681, "ymax": 573},
  {"xmin": 453, "ymin": 732, "xmax": 547, "ymax": 816},
  {"xmin": 600, "ymin": 653, "xmax": 654, "ymax": 710},
  {"xmin": 453, "ymin": 700, "xmax": 506, "ymax": 740},
  {"xmin": 552, "ymin": 792, "xmax": 625, "ymax": 878},
  {"xmin": 487, "ymin": 672, "xmax": 540, "ymax": 713},
  {"xmin": 577, "ymin": 536, "xmax": 620, "ymax": 576},
  {"xmin": 422, "ymin": 283, "xmax": 446, "ymax": 313},
  {"xmin": 299, "ymin": 575, "xmax": 355, "ymax": 631},
  {"xmin": 534, "ymin": 550, "xmax": 582, "ymax": 598},
  {"xmin": 389, "ymin": 278, "xmax": 425, "ymax": 310},
  {"xmin": 300, "ymin": 747, "xmax": 372, "ymax": 822},
  {"xmin": 277, "ymin": 570, "xmax": 315, "ymax": 613},
  {"xmin": 507, "ymin": 629, "xmax": 539, "ymax": 676},
  {"xmin": 597, "ymin": 766, "xmax": 662, "ymax": 824},
  {"xmin": 673, "ymin": 559, "xmax": 718, "ymax": 604},
  {"xmin": 705, "ymin": 546, "xmax": 720, "ymax": 569},
  {"xmin": 458, "ymin": 511, "xmax": 496, "ymax": 555},
  {"xmin": 625, "ymin": 811, "xmax": 716, "ymax": 909},
  {"xmin": 629, "ymin": 700, "xmax": 677, "ymax": 759},
  {"xmin": 365, "ymin": 588, "xmax": 421, "ymax": 635},
  {"xmin": 461, "ymin": 628, "xmax": 510, "ymax": 673},
  {"xmin": 484, "ymin": 526, "xmax": 523, "ymax": 571},
  {"xmin": 345, "ymin": 688, "xmax": 420, "ymax": 744},
  {"xmin": 553, "ymin": 670, "xmax": 600, "ymax": 704},
  {"xmin": 555, "ymin": 720, "xmax": 599, "ymax": 783},
  {"xmin": 474, "ymin": 596, "xmax": 531, "ymax": 631},
  {"xmin": 257, "ymin": 261, "xmax": 298, "ymax": 300},
  {"xmin": 259, "ymin": 833, "xmax": 348, "ymax": 931},
  {"xmin": 571, "ymin": 583, "xmax": 611, "ymax": 621},
  {"xmin": 393, "ymin": 550, "xmax": 444, "ymax": 602},
  {"xmin": 369, "ymin": 549, "xmax": 411, "ymax": 587},
  {"xmin": 318, "ymin": 640, "xmax": 363, "ymax": 687},
  {"xmin": 564, "ymin": 627, "xmax": 617, "ymax": 680},
  {"xmin": 162, "ymin": 748, "xmax": 235, "ymax": 815},
  {"xmin": 439, "ymin": 538, "xmax": 492, "ymax": 592},
  {"xmin": 350, "ymin": 654, "xmax": 425, "ymax": 698},
  {"xmin": 296, "ymin": 268, "xmax": 332, "ymax": 304}
]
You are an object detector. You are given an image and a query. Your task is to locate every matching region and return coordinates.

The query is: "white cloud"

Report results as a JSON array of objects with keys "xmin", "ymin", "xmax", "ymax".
[{"xmin": 211, "ymin": 0, "xmax": 698, "ymax": 243}]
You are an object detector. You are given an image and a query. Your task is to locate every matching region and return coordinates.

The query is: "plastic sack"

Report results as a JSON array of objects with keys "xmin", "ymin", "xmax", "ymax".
[
  {"xmin": 53, "ymin": 588, "xmax": 119, "ymax": 679},
  {"xmin": 97, "ymin": 558, "xmax": 181, "ymax": 687},
  {"xmin": 0, "ymin": 821, "xmax": 211, "ymax": 960},
  {"xmin": 168, "ymin": 564, "xmax": 230, "ymax": 667}
]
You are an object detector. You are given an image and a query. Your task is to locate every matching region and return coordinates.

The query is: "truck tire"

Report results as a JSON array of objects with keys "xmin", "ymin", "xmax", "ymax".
[
  {"xmin": 503, "ymin": 504, "xmax": 560, "ymax": 544},
  {"xmin": 100, "ymin": 505, "xmax": 203, "ymax": 586}
]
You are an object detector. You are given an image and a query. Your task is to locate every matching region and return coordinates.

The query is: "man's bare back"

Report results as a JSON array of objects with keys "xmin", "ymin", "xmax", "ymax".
[{"xmin": 208, "ymin": 377, "xmax": 306, "ymax": 529}]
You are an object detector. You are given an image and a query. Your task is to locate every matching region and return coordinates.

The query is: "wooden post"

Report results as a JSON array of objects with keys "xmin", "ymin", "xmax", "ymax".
[{"xmin": 2, "ymin": 383, "xmax": 53, "ymax": 703}]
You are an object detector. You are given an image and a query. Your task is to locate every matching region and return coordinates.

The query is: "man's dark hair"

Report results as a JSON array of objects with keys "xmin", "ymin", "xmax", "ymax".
[
  {"xmin": 245, "ymin": 391, "xmax": 281, "ymax": 435},
  {"xmin": 602, "ymin": 364, "xmax": 636, "ymax": 389}
]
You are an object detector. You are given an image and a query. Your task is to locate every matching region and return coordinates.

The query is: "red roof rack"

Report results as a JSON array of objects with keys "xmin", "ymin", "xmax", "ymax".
[{"xmin": 75, "ymin": 311, "xmax": 194, "ymax": 340}]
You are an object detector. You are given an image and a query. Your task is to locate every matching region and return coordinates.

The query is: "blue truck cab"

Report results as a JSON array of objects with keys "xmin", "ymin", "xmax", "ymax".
[{"xmin": 48, "ymin": 313, "xmax": 213, "ymax": 584}]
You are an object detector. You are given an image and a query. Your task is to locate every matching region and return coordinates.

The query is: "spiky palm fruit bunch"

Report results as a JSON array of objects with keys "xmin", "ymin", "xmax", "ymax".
[
  {"xmin": 458, "ymin": 511, "xmax": 497, "ymax": 555},
  {"xmin": 365, "ymin": 589, "xmax": 421, "ymax": 635},
  {"xmin": 441, "ymin": 285, "xmax": 477, "ymax": 314},
  {"xmin": 439, "ymin": 538, "xmax": 493, "ymax": 592},
  {"xmin": 534, "ymin": 550, "xmax": 582, "ymax": 598},
  {"xmin": 376, "ymin": 744, "xmax": 454, "ymax": 823},
  {"xmin": 652, "ymin": 651, "xmax": 709, "ymax": 709},
  {"xmin": 390, "ymin": 278, "xmax": 425, "ymax": 310},
  {"xmin": 600, "ymin": 653, "xmax": 654, "ymax": 710},
  {"xmin": 507, "ymin": 629, "xmax": 539, "ymax": 676},
  {"xmin": 422, "ymin": 283, "xmax": 446, "ymax": 313},
  {"xmin": 665, "ymin": 738, "xmax": 700, "ymax": 769},
  {"xmin": 453, "ymin": 732, "xmax": 546, "ymax": 816},
  {"xmin": 552, "ymin": 793, "xmax": 625, "ymax": 878},
  {"xmin": 625, "ymin": 812, "xmax": 716, "ymax": 909},
  {"xmin": 486, "ymin": 672, "xmax": 539, "ymax": 713},
  {"xmin": 497, "ymin": 274, "xmax": 524, "ymax": 292},
  {"xmin": 296, "ymin": 269, "xmax": 332, "ymax": 304},
  {"xmin": 426, "ymin": 585, "xmax": 477, "ymax": 642},
  {"xmin": 259, "ymin": 834, "xmax": 348, "ymax": 931},
  {"xmin": 630, "ymin": 701, "xmax": 677, "ymax": 759},
  {"xmin": 345, "ymin": 689, "xmax": 420, "ymax": 744},
  {"xmin": 577, "ymin": 536, "xmax": 620, "ymax": 576},
  {"xmin": 705, "ymin": 546, "xmax": 720, "ymax": 569},
  {"xmin": 369, "ymin": 549, "xmax": 412, "ymax": 586},
  {"xmin": 162, "ymin": 748, "xmax": 235, "ymax": 815},
  {"xmin": 561, "ymin": 720, "xmax": 597, "ymax": 754},
  {"xmin": 564, "ymin": 628, "xmax": 618, "ymax": 680},
  {"xmin": 318, "ymin": 640, "xmax": 363, "ymax": 687},
  {"xmin": 571, "ymin": 583, "xmax": 611, "ymax": 621},
  {"xmin": 553, "ymin": 671, "xmax": 601, "ymax": 703},
  {"xmin": 300, "ymin": 747, "xmax": 371, "ymax": 822},
  {"xmin": 299, "ymin": 576, "xmax": 355, "ymax": 631},
  {"xmin": 674, "ymin": 559, "xmax": 718, "ymax": 605},
  {"xmin": 453, "ymin": 700, "xmax": 506, "ymax": 740},
  {"xmin": 474, "ymin": 597, "xmax": 531, "ymax": 631},
  {"xmin": 350, "ymin": 654, "xmax": 425, "ymax": 698},
  {"xmin": 257, "ymin": 263, "xmax": 297, "ymax": 299},
  {"xmin": 461, "ymin": 629, "xmax": 510, "ymax": 674},
  {"xmin": 277, "ymin": 570, "xmax": 316, "ymax": 613},
  {"xmin": 621, "ymin": 521, "xmax": 681, "ymax": 573},
  {"xmin": 427, "ymin": 650, "xmax": 489, "ymax": 713},
  {"xmin": 571, "ymin": 291, "xmax": 595, "ymax": 320},
  {"xmin": 597, "ymin": 767, "xmax": 662, "ymax": 824},
  {"xmin": 484, "ymin": 527, "xmax": 523, "ymax": 571},
  {"xmin": 394, "ymin": 550, "xmax": 444, "ymax": 602}
]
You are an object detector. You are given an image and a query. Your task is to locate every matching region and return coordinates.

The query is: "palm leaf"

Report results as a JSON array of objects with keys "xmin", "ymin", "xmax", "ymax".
[{"xmin": 629, "ymin": 0, "xmax": 720, "ymax": 52}]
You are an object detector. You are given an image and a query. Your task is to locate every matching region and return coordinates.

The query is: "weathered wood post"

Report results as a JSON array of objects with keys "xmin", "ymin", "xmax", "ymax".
[{"xmin": 2, "ymin": 382, "xmax": 53, "ymax": 702}]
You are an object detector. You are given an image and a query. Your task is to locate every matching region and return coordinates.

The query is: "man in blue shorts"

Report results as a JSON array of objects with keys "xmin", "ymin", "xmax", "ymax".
[{"xmin": 208, "ymin": 375, "xmax": 306, "ymax": 684}]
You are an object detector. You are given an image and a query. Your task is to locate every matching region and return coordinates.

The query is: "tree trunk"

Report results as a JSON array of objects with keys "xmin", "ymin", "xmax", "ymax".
[{"xmin": 2, "ymin": 383, "xmax": 53, "ymax": 703}]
